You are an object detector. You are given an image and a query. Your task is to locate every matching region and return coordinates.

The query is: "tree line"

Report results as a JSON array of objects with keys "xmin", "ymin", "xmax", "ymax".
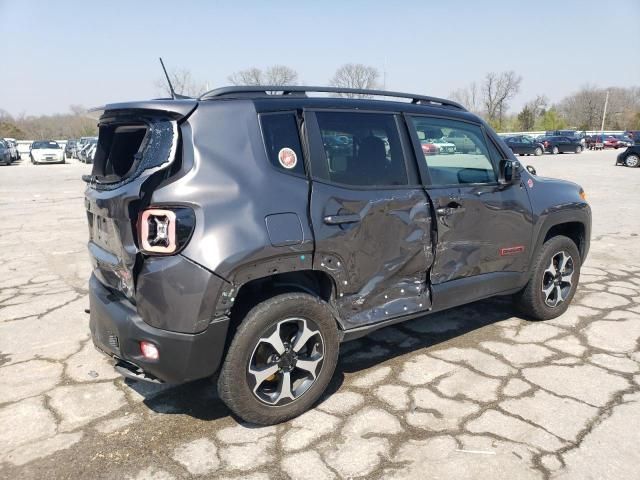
[{"xmin": 2, "ymin": 64, "xmax": 639, "ymax": 140}]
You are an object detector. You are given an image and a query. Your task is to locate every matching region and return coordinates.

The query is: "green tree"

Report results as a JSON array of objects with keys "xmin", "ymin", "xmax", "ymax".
[
  {"xmin": 538, "ymin": 109, "xmax": 567, "ymax": 131},
  {"xmin": 517, "ymin": 106, "xmax": 535, "ymax": 131}
]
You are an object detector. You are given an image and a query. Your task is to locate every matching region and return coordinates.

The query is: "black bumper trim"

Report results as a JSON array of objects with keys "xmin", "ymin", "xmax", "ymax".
[{"xmin": 89, "ymin": 274, "xmax": 230, "ymax": 384}]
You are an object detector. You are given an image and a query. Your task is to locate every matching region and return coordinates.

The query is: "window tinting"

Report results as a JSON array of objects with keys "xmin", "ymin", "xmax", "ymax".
[
  {"xmin": 410, "ymin": 117, "xmax": 496, "ymax": 186},
  {"xmin": 260, "ymin": 113, "xmax": 305, "ymax": 175},
  {"xmin": 315, "ymin": 112, "xmax": 408, "ymax": 186}
]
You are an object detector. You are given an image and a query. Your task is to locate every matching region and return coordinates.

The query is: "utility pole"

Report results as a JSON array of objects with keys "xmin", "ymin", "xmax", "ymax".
[
  {"xmin": 600, "ymin": 90, "xmax": 609, "ymax": 137},
  {"xmin": 383, "ymin": 56, "xmax": 387, "ymax": 90}
]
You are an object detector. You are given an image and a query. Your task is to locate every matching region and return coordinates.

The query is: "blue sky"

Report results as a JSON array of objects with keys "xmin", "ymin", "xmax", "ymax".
[{"xmin": 1, "ymin": 0, "xmax": 638, "ymax": 116}]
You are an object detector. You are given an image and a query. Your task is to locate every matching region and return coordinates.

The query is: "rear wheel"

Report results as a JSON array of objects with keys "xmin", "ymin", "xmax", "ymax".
[
  {"xmin": 624, "ymin": 154, "xmax": 640, "ymax": 168},
  {"xmin": 534, "ymin": 147, "xmax": 543, "ymax": 156},
  {"xmin": 551, "ymin": 146, "xmax": 559, "ymax": 155},
  {"xmin": 218, "ymin": 293, "xmax": 339, "ymax": 425},
  {"xmin": 575, "ymin": 146, "xmax": 582, "ymax": 153},
  {"xmin": 514, "ymin": 235, "xmax": 581, "ymax": 320}
]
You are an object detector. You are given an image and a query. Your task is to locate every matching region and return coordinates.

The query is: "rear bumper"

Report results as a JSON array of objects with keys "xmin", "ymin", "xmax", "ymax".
[{"xmin": 89, "ymin": 274, "xmax": 229, "ymax": 384}]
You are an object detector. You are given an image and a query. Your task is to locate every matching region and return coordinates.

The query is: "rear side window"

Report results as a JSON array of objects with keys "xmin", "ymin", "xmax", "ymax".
[
  {"xmin": 314, "ymin": 112, "xmax": 408, "ymax": 187},
  {"xmin": 260, "ymin": 113, "xmax": 305, "ymax": 176},
  {"xmin": 409, "ymin": 116, "xmax": 496, "ymax": 186}
]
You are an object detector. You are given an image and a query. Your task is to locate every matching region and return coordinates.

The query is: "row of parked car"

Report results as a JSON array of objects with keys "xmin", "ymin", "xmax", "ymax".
[
  {"xmin": 499, "ymin": 130, "xmax": 639, "ymax": 157},
  {"xmin": 1, "ymin": 136, "xmax": 100, "ymax": 166},
  {"xmin": 0, "ymin": 138, "xmax": 20, "ymax": 165},
  {"xmin": 65, "ymin": 137, "xmax": 98, "ymax": 163}
]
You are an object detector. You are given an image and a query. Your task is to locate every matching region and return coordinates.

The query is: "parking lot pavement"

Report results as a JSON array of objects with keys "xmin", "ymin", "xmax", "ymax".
[{"xmin": 0, "ymin": 149, "xmax": 639, "ymax": 479}]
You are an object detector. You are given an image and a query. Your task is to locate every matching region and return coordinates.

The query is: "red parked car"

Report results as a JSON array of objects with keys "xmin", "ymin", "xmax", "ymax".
[
  {"xmin": 587, "ymin": 135, "xmax": 625, "ymax": 150},
  {"xmin": 421, "ymin": 142, "xmax": 438, "ymax": 155}
]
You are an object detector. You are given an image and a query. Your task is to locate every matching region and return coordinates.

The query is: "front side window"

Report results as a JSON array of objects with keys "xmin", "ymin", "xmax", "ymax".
[
  {"xmin": 409, "ymin": 116, "xmax": 496, "ymax": 186},
  {"xmin": 315, "ymin": 112, "xmax": 408, "ymax": 187},
  {"xmin": 260, "ymin": 113, "xmax": 305, "ymax": 176}
]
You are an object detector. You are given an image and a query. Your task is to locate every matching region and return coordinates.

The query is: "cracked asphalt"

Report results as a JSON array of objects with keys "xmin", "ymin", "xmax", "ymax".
[{"xmin": 1, "ymin": 149, "xmax": 639, "ymax": 480}]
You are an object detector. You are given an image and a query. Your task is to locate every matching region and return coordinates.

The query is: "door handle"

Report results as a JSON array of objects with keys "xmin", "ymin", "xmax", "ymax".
[
  {"xmin": 324, "ymin": 213, "xmax": 361, "ymax": 225},
  {"xmin": 436, "ymin": 205, "xmax": 465, "ymax": 216}
]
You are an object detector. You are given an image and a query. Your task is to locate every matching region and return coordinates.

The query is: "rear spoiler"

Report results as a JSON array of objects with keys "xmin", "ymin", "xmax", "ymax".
[{"xmin": 87, "ymin": 99, "xmax": 198, "ymax": 122}]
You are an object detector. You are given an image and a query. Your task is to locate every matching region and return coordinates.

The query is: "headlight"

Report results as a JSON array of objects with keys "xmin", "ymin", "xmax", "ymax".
[{"xmin": 579, "ymin": 189, "xmax": 587, "ymax": 200}]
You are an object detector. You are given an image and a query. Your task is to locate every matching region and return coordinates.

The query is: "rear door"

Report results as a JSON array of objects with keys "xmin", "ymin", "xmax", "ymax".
[
  {"xmin": 558, "ymin": 136, "xmax": 573, "ymax": 152},
  {"xmin": 406, "ymin": 115, "xmax": 533, "ymax": 296},
  {"xmin": 306, "ymin": 110, "xmax": 434, "ymax": 329}
]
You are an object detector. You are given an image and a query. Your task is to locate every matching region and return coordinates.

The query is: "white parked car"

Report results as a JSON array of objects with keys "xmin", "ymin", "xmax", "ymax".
[
  {"xmin": 432, "ymin": 139, "xmax": 457, "ymax": 154},
  {"xmin": 30, "ymin": 140, "xmax": 65, "ymax": 164}
]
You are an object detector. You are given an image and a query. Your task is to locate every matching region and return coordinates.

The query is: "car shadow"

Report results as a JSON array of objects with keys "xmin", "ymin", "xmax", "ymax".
[{"xmin": 132, "ymin": 295, "xmax": 519, "ymax": 422}]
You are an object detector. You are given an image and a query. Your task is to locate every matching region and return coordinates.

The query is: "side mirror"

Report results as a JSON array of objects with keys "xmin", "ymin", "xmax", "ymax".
[
  {"xmin": 526, "ymin": 165, "xmax": 537, "ymax": 175},
  {"xmin": 499, "ymin": 159, "xmax": 521, "ymax": 185}
]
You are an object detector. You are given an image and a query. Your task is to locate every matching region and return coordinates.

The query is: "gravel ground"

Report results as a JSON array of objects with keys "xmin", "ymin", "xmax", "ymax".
[{"xmin": 0, "ymin": 148, "xmax": 639, "ymax": 479}]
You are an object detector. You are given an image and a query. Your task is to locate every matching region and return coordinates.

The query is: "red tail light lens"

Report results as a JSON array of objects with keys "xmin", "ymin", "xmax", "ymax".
[
  {"xmin": 140, "ymin": 341, "xmax": 159, "ymax": 360},
  {"xmin": 138, "ymin": 207, "xmax": 195, "ymax": 255}
]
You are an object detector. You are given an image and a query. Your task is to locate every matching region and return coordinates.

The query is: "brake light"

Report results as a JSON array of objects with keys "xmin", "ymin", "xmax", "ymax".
[
  {"xmin": 140, "ymin": 341, "xmax": 159, "ymax": 360},
  {"xmin": 138, "ymin": 207, "xmax": 195, "ymax": 255}
]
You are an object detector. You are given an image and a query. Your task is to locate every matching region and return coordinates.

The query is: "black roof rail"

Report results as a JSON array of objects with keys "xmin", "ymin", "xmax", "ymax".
[{"xmin": 199, "ymin": 85, "xmax": 466, "ymax": 111}]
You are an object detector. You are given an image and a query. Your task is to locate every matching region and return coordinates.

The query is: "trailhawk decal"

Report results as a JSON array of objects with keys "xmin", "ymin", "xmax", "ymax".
[{"xmin": 500, "ymin": 245, "xmax": 525, "ymax": 256}]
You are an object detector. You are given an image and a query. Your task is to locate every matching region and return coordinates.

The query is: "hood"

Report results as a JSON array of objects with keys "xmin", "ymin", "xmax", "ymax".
[{"xmin": 32, "ymin": 148, "xmax": 62, "ymax": 155}]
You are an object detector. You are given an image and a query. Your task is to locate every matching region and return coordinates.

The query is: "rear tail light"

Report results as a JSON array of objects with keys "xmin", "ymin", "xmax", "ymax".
[{"xmin": 138, "ymin": 207, "xmax": 195, "ymax": 255}]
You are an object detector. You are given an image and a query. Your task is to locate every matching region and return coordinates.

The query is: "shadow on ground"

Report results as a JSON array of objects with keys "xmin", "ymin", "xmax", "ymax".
[{"xmin": 130, "ymin": 295, "xmax": 519, "ymax": 422}]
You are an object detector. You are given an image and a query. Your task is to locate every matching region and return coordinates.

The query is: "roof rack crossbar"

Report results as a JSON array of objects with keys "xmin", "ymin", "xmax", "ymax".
[{"xmin": 199, "ymin": 86, "xmax": 466, "ymax": 110}]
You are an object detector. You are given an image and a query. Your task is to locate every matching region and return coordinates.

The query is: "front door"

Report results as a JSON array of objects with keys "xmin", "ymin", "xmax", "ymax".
[
  {"xmin": 306, "ymin": 110, "xmax": 434, "ymax": 329},
  {"xmin": 407, "ymin": 115, "xmax": 533, "ymax": 290}
]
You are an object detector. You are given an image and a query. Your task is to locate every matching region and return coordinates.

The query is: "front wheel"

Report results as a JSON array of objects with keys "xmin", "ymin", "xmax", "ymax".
[
  {"xmin": 534, "ymin": 147, "xmax": 543, "ymax": 156},
  {"xmin": 575, "ymin": 146, "xmax": 582, "ymax": 153},
  {"xmin": 218, "ymin": 293, "xmax": 339, "ymax": 425},
  {"xmin": 624, "ymin": 154, "xmax": 640, "ymax": 168},
  {"xmin": 514, "ymin": 235, "xmax": 581, "ymax": 320}
]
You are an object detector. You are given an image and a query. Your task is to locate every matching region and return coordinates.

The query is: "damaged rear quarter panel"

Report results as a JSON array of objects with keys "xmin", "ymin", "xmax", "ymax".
[{"xmin": 150, "ymin": 100, "xmax": 314, "ymax": 284}]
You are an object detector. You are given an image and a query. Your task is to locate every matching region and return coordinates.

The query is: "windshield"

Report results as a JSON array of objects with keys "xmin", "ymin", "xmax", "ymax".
[{"xmin": 32, "ymin": 141, "xmax": 61, "ymax": 149}]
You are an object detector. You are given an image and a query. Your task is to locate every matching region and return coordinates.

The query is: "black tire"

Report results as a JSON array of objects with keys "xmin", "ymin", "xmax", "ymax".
[
  {"xmin": 624, "ymin": 154, "xmax": 640, "ymax": 168},
  {"xmin": 218, "ymin": 292, "xmax": 339, "ymax": 425},
  {"xmin": 514, "ymin": 235, "xmax": 581, "ymax": 320},
  {"xmin": 551, "ymin": 146, "xmax": 559, "ymax": 155}
]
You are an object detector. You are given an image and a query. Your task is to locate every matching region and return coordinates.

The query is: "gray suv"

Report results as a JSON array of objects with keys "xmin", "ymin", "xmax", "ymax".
[{"xmin": 85, "ymin": 86, "xmax": 591, "ymax": 425}]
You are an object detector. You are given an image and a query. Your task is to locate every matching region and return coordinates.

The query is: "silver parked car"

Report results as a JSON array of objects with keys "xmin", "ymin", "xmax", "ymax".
[{"xmin": 0, "ymin": 139, "xmax": 12, "ymax": 165}]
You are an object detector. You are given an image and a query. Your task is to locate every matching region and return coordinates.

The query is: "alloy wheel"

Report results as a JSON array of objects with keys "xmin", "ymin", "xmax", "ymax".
[
  {"xmin": 541, "ymin": 251, "xmax": 574, "ymax": 307},
  {"xmin": 247, "ymin": 317, "xmax": 324, "ymax": 406},
  {"xmin": 625, "ymin": 154, "xmax": 639, "ymax": 168}
]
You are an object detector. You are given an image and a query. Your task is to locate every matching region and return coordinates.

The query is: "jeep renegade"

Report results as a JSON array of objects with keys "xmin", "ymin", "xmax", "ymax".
[{"xmin": 85, "ymin": 86, "xmax": 591, "ymax": 425}]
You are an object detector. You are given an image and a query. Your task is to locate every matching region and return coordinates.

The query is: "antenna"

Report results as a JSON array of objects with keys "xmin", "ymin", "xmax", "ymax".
[{"xmin": 159, "ymin": 57, "xmax": 176, "ymax": 99}]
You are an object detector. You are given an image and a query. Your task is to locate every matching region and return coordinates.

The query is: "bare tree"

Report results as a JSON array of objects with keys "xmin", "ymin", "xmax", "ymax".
[
  {"xmin": 265, "ymin": 65, "xmax": 298, "ymax": 85},
  {"xmin": 228, "ymin": 67, "xmax": 264, "ymax": 86},
  {"xmin": 228, "ymin": 65, "xmax": 299, "ymax": 86},
  {"xmin": 450, "ymin": 82, "xmax": 481, "ymax": 113},
  {"xmin": 482, "ymin": 71, "xmax": 522, "ymax": 129},
  {"xmin": 155, "ymin": 68, "xmax": 206, "ymax": 97},
  {"xmin": 558, "ymin": 85, "xmax": 640, "ymax": 130},
  {"xmin": 329, "ymin": 63, "xmax": 380, "ymax": 97}
]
